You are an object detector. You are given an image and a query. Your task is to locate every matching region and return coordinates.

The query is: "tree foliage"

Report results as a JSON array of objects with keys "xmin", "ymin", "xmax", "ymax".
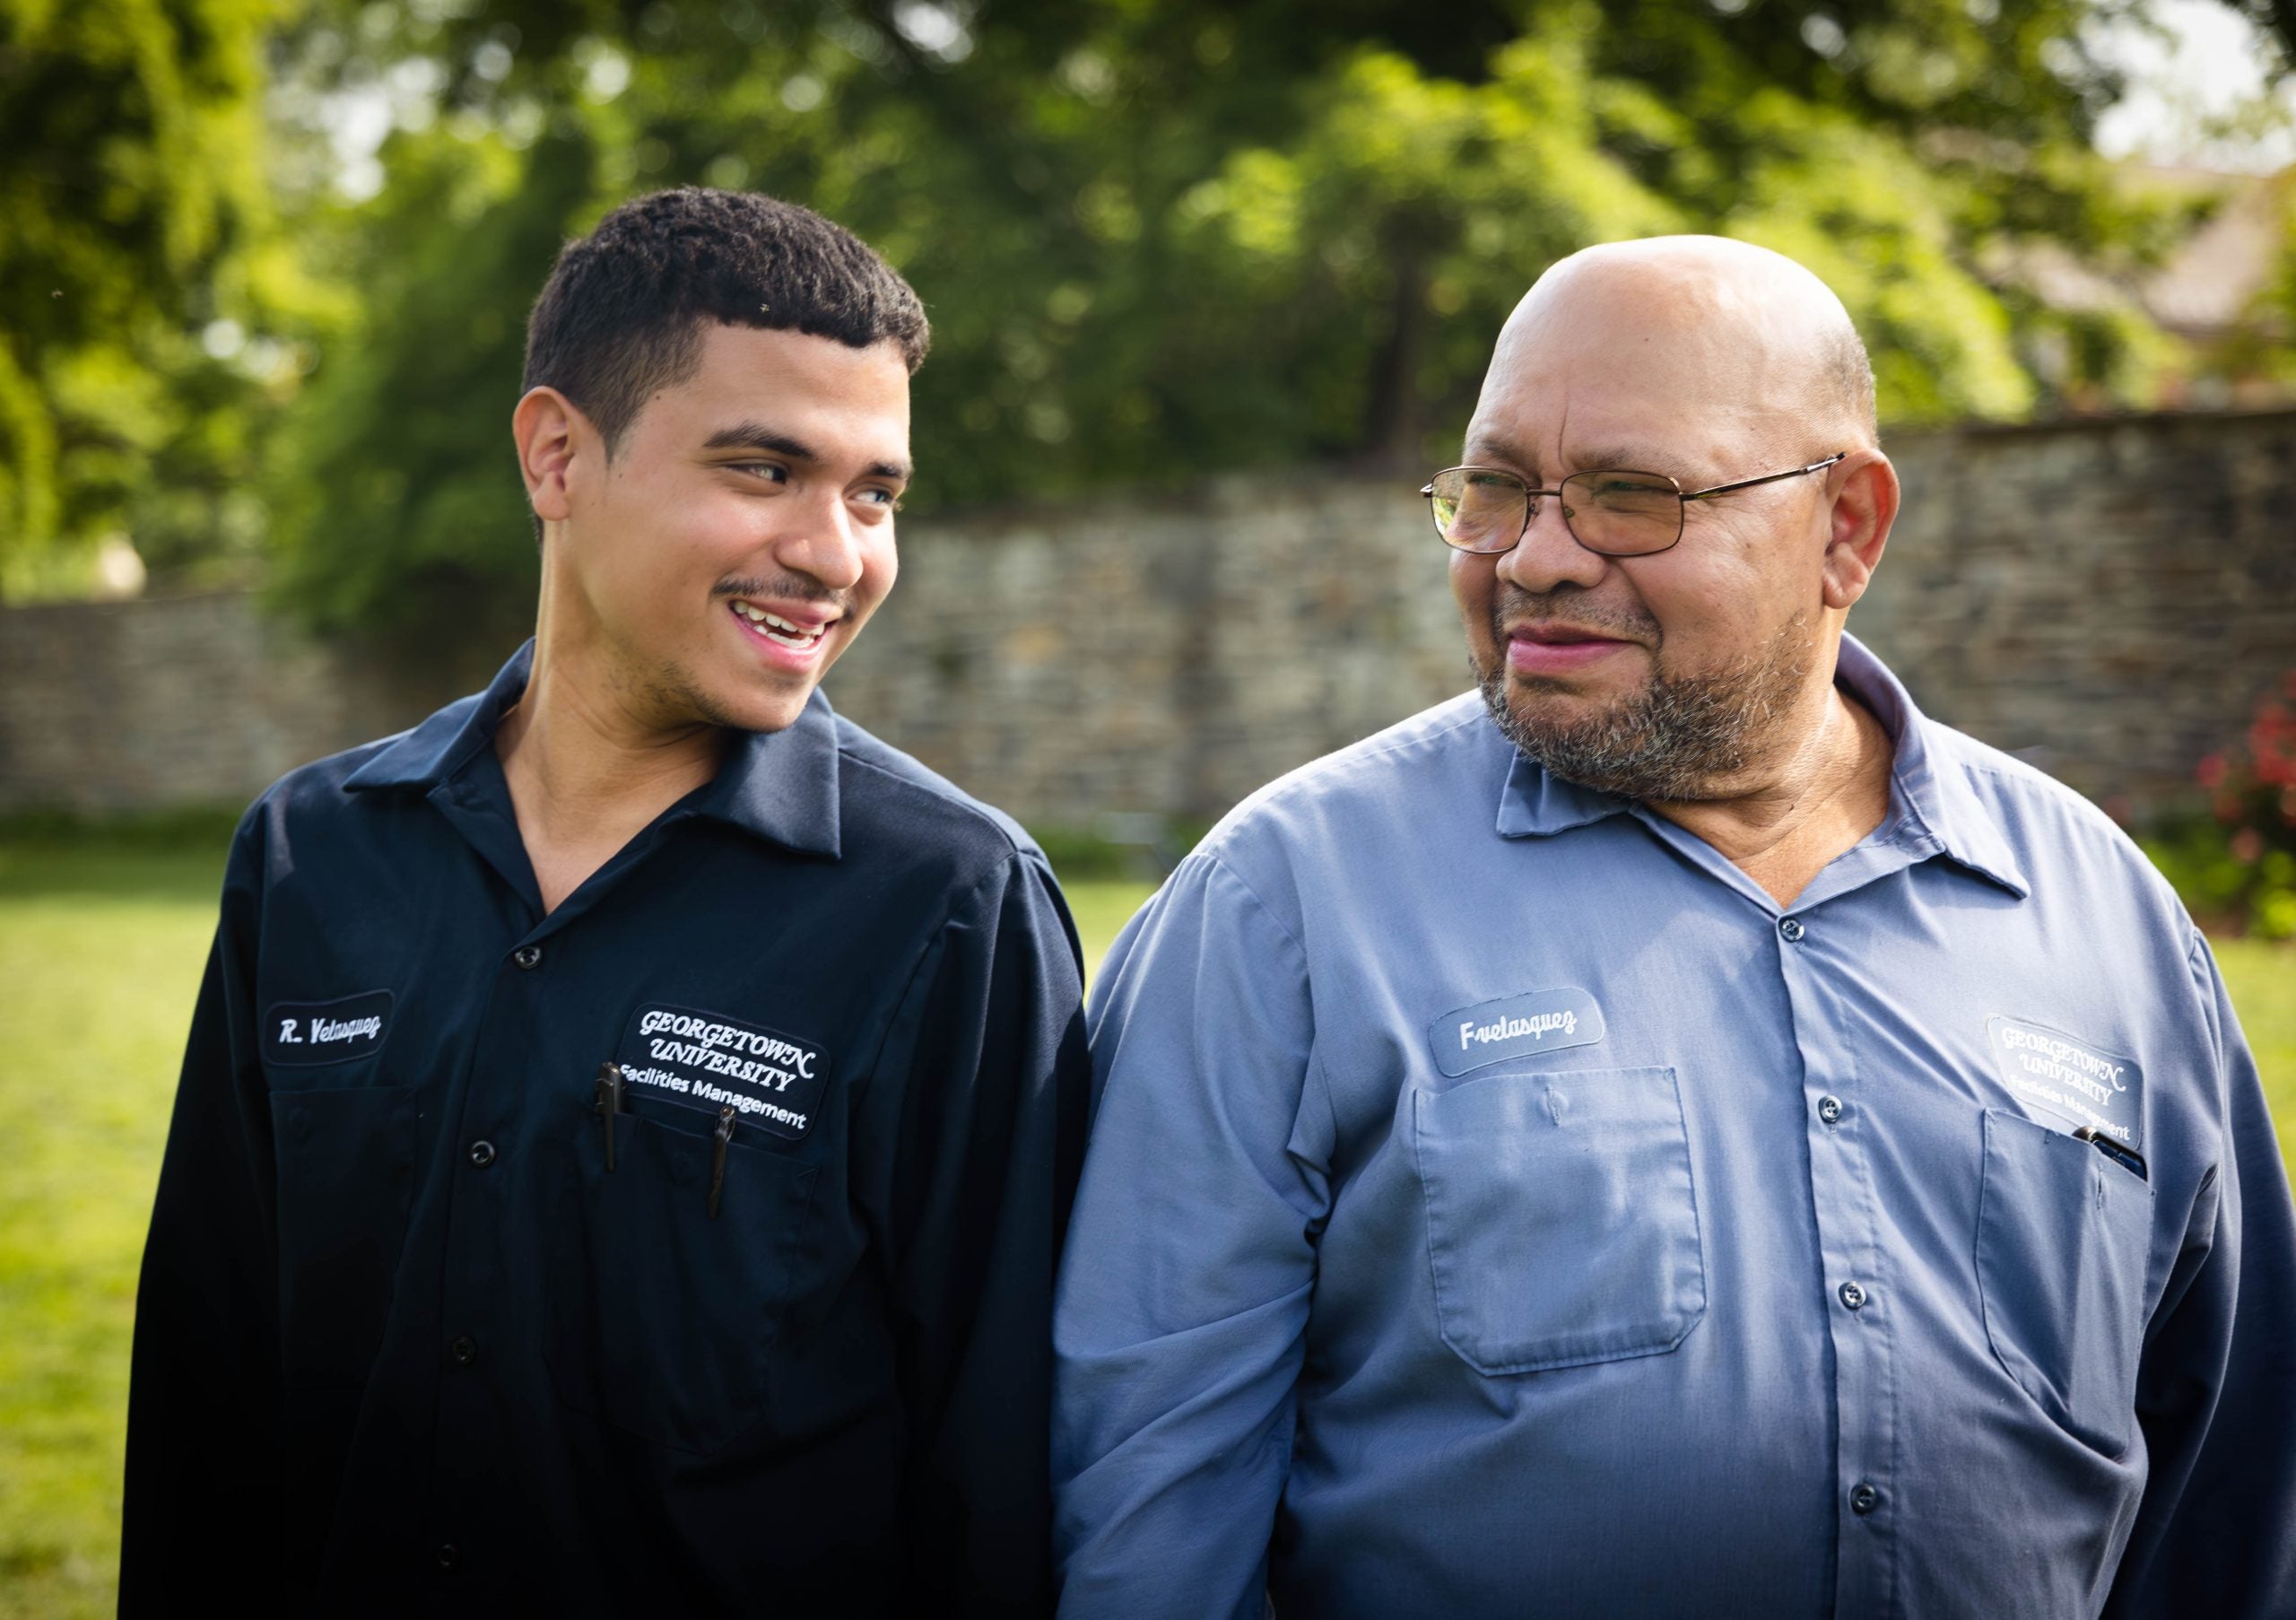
[
  {"xmin": 1, "ymin": 0, "xmax": 2278, "ymax": 624},
  {"xmin": 0, "ymin": 0, "xmax": 326, "ymax": 595}
]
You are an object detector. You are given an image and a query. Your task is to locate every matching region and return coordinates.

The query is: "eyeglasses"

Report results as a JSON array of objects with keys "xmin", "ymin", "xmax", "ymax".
[{"xmin": 1421, "ymin": 452, "xmax": 1848, "ymax": 557}]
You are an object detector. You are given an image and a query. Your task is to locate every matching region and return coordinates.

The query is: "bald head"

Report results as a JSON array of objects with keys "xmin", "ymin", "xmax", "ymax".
[{"xmin": 1482, "ymin": 235, "xmax": 1876, "ymax": 456}]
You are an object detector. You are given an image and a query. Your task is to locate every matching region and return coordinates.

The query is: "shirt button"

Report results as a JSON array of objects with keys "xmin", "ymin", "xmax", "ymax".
[
  {"xmin": 435, "ymin": 1543, "xmax": 460, "ymax": 1572},
  {"xmin": 1839, "ymin": 1281, "xmax": 1869, "ymax": 1311},
  {"xmin": 1779, "ymin": 917, "xmax": 1805, "ymax": 942},
  {"xmin": 449, "ymin": 1335, "xmax": 478, "ymax": 1365},
  {"xmin": 1818, "ymin": 1095, "xmax": 1845, "ymax": 1125},
  {"xmin": 1849, "ymin": 1483, "xmax": 1881, "ymax": 1517},
  {"xmin": 467, "ymin": 1140, "xmax": 497, "ymax": 1169},
  {"xmin": 512, "ymin": 944, "xmax": 544, "ymax": 971}
]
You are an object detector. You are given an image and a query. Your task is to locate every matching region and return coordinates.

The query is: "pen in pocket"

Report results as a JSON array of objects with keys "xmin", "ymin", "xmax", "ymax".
[
  {"xmin": 2074, "ymin": 1125, "xmax": 2147, "ymax": 1182},
  {"xmin": 593, "ymin": 1061, "xmax": 626, "ymax": 1171},
  {"xmin": 709, "ymin": 1104, "xmax": 736, "ymax": 1218}
]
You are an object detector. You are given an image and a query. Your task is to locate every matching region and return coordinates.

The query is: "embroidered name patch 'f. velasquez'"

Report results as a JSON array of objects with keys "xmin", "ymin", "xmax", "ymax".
[
  {"xmin": 1987, "ymin": 1015, "xmax": 2146, "ymax": 1152},
  {"xmin": 1431, "ymin": 987, "xmax": 1606, "ymax": 1077},
  {"xmin": 264, "ymin": 989, "xmax": 394, "ymax": 1067},
  {"xmin": 617, "ymin": 1004, "xmax": 831, "ymax": 1141}
]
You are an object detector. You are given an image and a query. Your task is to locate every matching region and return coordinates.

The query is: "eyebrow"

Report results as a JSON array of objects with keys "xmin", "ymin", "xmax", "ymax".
[
  {"xmin": 1462, "ymin": 435, "xmax": 1677, "ymax": 481},
  {"xmin": 701, "ymin": 421, "xmax": 912, "ymax": 483}
]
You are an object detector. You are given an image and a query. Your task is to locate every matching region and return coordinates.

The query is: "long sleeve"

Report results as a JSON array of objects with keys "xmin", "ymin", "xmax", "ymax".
[
  {"xmin": 2104, "ymin": 934, "xmax": 2296, "ymax": 1617},
  {"xmin": 874, "ymin": 848, "xmax": 1091, "ymax": 1615},
  {"xmin": 1052, "ymin": 854, "xmax": 1335, "ymax": 1620},
  {"xmin": 119, "ymin": 814, "xmax": 286, "ymax": 1613}
]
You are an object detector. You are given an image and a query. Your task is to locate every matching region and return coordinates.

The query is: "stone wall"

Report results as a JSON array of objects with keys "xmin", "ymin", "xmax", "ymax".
[
  {"xmin": 3, "ymin": 407, "xmax": 2290, "ymax": 825},
  {"xmin": 0, "ymin": 595, "xmax": 485, "ymax": 815}
]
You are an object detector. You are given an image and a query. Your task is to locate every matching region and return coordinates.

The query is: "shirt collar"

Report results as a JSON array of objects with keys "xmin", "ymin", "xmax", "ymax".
[
  {"xmin": 1839, "ymin": 634, "xmax": 2027, "ymax": 898},
  {"xmin": 1492, "ymin": 632, "xmax": 2031, "ymax": 899},
  {"xmin": 344, "ymin": 640, "xmax": 843, "ymax": 859}
]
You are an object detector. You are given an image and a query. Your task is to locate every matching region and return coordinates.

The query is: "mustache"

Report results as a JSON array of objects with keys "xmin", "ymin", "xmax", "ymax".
[
  {"xmin": 1488, "ymin": 584, "xmax": 1660, "ymax": 643},
  {"xmin": 710, "ymin": 573, "xmax": 848, "ymax": 610}
]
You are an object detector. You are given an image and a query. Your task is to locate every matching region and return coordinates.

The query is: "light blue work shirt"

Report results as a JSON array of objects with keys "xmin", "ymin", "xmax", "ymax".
[{"xmin": 1053, "ymin": 636, "xmax": 2296, "ymax": 1619}]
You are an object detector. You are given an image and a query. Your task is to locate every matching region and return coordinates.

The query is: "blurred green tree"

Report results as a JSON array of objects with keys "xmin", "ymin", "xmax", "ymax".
[
  {"xmin": 0, "ymin": 0, "xmax": 330, "ymax": 597},
  {"xmin": 260, "ymin": 0, "xmax": 2233, "ymax": 635},
  {"xmin": 3, "ymin": 0, "xmax": 2273, "ymax": 625}
]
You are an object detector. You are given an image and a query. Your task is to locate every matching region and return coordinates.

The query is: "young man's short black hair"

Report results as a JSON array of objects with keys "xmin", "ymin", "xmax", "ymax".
[{"xmin": 524, "ymin": 187, "xmax": 929, "ymax": 455}]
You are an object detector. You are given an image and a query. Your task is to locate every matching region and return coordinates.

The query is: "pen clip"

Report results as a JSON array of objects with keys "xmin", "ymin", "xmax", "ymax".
[
  {"xmin": 2073, "ymin": 1125, "xmax": 2147, "ymax": 1182},
  {"xmin": 708, "ymin": 1104, "xmax": 736, "ymax": 1219},
  {"xmin": 593, "ymin": 1061, "xmax": 625, "ymax": 1172}
]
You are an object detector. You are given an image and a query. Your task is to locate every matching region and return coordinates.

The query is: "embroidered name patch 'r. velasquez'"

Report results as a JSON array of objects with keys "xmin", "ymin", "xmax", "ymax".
[
  {"xmin": 264, "ymin": 989, "xmax": 394, "ymax": 1067},
  {"xmin": 1431, "ymin": 987, "xmax": 1606, "ymax": 1077},
  {"xmin": 617, "ymin": 1004, "xmax": 831, "ymax": 1141}
]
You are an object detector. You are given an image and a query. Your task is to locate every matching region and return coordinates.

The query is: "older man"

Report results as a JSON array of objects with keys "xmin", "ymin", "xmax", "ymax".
[{"xmin": 1051, "ymin": 237, "xmax": 2296, "ymax": 1617}]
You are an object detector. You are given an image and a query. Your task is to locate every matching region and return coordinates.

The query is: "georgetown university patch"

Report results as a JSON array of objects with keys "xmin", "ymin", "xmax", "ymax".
[
  {"xmin": 1430, "ymin": 987, "xmax": 1606, "ymax": 1077},
  {"xmin": 1986, "ymin": 1015, "xmax": 2145, "ymax": 1152},
  {"xmin": 616, "ymin": 1003, "xmax": 831, "ymax": 1140}
]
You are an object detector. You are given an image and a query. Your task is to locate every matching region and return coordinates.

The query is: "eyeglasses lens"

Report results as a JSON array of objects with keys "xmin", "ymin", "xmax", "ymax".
[
  {"xmin": 1560, "ymin": 470, "xmax": 1683, "ymax": 556},
  {"xmin": 1430, "ymin": 469, "xmax": 1526, "ymax": 553}
]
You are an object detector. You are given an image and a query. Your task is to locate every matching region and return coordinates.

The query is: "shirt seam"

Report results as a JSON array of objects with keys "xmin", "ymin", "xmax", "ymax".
[
  {"xmin": 853, "ymin": 848, "xmax": 1029, "ymax": 1095},
  {"xmin": 1198, "ymin": 854, "xmax": 1339, "ymax": 1176},
  {"xmin": 1197, "ymin": 702, "xmax": 1493, "ymax": 862},
  {"xmin": 837, "ymin": 746, "xmax": 1036, "ymax": 859}
]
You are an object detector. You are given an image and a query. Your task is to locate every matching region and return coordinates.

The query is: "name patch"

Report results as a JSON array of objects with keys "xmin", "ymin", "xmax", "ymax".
[
  {"xmin": 1431, "ymin": 987, "xmax": 1605, "ymax": 1077},
  {"xmin": 616, "ymin": 1004, "xmax": 831, "ymax": 1141},
  {"xmin": 264, "ymin": 989, "xmax": 394, "ymax": 1067},
  {"xmin": 1987, "ymin": 1015, "xmax": 2144, "ymax": 1151}
]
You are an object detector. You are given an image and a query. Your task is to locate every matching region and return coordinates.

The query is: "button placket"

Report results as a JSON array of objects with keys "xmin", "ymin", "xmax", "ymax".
[{"xmin": 1770, "ymin": 900, "xmax": 1895, "ymax": 1613}]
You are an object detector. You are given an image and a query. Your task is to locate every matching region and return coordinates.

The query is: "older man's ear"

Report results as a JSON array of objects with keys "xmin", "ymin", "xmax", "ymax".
[{"xmin": 1820, "ymin": 450, "xmax": 1900, "ymax": 614}]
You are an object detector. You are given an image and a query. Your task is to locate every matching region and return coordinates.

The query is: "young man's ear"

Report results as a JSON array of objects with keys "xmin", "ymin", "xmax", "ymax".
[{"xmin": 513, "ymin": 387, "xmax": 591, "ymax": 527}]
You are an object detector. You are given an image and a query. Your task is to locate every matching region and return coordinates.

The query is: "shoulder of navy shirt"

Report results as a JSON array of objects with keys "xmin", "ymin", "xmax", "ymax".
[
  {"xmin": 122, "ymin": 640, "xmax": 1088, "ymax": 1618},
  {"xmin": 338, "ymin": 638, "xmax": 1039, "ymax": 864},
  {"xmin": 1052, "ymin": 633, "xmax": 2296, "ymax": 1620}
]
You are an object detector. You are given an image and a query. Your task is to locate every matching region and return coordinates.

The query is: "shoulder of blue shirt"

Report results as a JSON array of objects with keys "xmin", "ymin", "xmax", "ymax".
[{"xmin": 1183, "ymin": 679, "xmax": 2196, "ymax": 953}]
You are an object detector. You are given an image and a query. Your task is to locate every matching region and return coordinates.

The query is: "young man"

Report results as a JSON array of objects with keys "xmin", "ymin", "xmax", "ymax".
[{"xmin": 123, "ymin": 188, "xmax": 1089, "ymax": 1616}]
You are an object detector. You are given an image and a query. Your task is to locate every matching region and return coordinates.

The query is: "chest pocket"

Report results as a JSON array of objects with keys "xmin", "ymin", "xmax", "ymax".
[
  {"xmin": 1976, "ymin": 1109, "xmax": 2154, "ymax": 1457},
  {"xmin": 547, "ymin": 1094, "xmax": 820, "ymax": 1454},
  {"xmin": 1413, "ymin": 1064, "xmax": 1706, "ymax": 1375},
  {"xmin": 272, "ymin": 1084, "xmax": 421, "ymax": 1381}
]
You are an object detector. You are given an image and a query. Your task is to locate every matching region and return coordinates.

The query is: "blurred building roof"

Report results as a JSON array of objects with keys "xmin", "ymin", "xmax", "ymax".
[{"xmin": 2135, "ymin": 165, "xmax": 2290, "ymax": 338}]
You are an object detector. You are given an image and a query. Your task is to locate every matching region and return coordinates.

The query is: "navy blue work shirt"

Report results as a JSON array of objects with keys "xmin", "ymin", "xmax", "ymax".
[
  {"xmin": 123, "ymin": 642, "xmax": 1090, "ymax": 1616},
  {"xmin": 1053, "ymin": 636, "xmax": 2296, "ymax": 1618}
]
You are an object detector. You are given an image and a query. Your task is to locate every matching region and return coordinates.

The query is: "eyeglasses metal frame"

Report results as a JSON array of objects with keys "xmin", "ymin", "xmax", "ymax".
[{"xmin": 1420, "ymin": 451, "xmax": 1849, "ymax": 557}]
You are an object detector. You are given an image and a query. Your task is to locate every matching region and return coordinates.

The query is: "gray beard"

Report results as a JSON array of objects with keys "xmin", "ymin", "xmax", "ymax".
[{"xmin": 1475, "ymin": 612, "xmax": 1813, "ymax": 802}]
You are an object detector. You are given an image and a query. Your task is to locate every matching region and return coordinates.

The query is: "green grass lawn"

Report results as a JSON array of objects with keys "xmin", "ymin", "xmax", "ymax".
[{"xmin": 0, "ymin": 840, "xmax": 2289, "ymax": 1617}]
